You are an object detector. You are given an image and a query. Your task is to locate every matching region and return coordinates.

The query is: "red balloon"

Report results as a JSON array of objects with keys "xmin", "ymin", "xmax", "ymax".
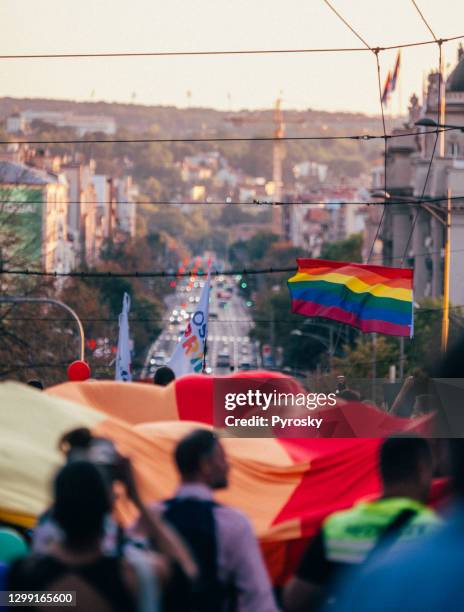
[{"xmin": 67, "ymin": 360, "xmax": 91, "ymax": 382}]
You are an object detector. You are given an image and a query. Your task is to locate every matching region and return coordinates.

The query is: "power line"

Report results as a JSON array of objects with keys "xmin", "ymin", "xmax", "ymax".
[
  {"xmin": 3, "ymin": 305, "xmax": 462, "ymax": 324},
  {"xmin": 0, "ymin": 127, "xmax": 451, "ymax": 146},
  {"xmin": 1, "ymin": 34, "xmax": 463, "ymax": 60},
  {"xmin": 322, "ymin": 0, "xmax": 372, "ymax": 50},
  {"xmin": 320, "ymin": 0, "xmax": 380, "ymax": 348},
  {"xmin": 366, "ymin": 51, "xmax": 388, "ymax": 263},
  {"xmin": 2, "ymin": 194, "xmax": 464, "ymax": 208},
  {"xmin": 320, "ymin": 0, "xmax": 390, "ymax": 266},
  {"xmin": 401, "ymin": 41, "xmax": 443, "ymax": 264},
  {"xmin": 410, "ymin": 0, "xmax": 438, "ymax": 41},
  {"xmin": 3, "ymin": 242, "xmax": 464, "ymax": 279},
  {"xmin": 0, "ymin": 266, "xmax": 295, "ymax": 278}
]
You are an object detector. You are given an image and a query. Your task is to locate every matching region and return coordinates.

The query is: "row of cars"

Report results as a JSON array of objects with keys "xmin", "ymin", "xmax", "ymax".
[{"xmin": 215, "ymin": 341, "xmax": 256, "ymax": 371}]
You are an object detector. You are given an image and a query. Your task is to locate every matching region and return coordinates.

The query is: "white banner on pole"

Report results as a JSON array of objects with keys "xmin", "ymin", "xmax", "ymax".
[
  {"xmin": 115, "ymin": 292, "xmax": 132, "ymax": 382},
  {"xmin": 168, "ymin": 272, "xmax": 211, "ymax": 377}
]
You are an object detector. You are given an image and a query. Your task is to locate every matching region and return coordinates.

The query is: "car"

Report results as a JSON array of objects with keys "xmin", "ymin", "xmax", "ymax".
[
  {"xmin": 151, "ymin": 353, "xmax": 166, "ymax": 367},
  {"xmin": 209, "ymin": 312, "xmax": 218, "ymax": 320},
  {"xmin": 239, "ymin": 362, "xmax": 251, "ymax": 371},
  {"xmin": 216, "ymin": 352, "xmax": 230, "ymax": 368}
]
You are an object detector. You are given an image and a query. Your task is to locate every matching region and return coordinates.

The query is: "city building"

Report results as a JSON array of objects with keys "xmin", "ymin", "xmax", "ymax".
[
  {"xmin": 284, "ymin": 185, "xmax": 367, "ymax": 250},
  {"xmin": 114, "ymin": 176, "xmax": 137, "ymax": 238},
  {"xmin": 61, "ymin": 157, "xmax": 99, "ymax": 267},
  {"xmin": 6, "ymin": 110, "xmax": 116, "ymax": 136},
  {"xmin": 0, "ymin": 159, "xmax": 71, "ymax": 273},
  {"xmin": 92, "ymin": 174, "xmax": 137, "ymax": 249},
  {"xmin": 382, "ymin": 45, "xmax": 464, "ymax": 304},
  {"xmin": 5, "ymin": 114, "xmax": 27, "ymax": 134}
]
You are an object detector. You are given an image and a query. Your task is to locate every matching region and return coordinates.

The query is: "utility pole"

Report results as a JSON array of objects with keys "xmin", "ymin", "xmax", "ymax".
[
  {"xmin": 441, "ymin": 188, "xmax": 452, "ymax": 352},
  {"xmin": 272, "ymin": 98, "xmax": 284, "ymax": 237},
  {"xmin": 439, "ymin": 45, "xmax": 446, "ymax": 158},
  {"xmin": 371, "ymin": 333, "xmax": 377, "ymax": 403},
  {"xmin": 399, "ymin": 336, "xmax": 405, "ymax": 379}
]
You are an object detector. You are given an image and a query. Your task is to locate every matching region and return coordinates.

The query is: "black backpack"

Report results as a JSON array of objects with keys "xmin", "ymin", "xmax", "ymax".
[{"xmin": 162, "ymin": 497, "xmax": 236, "ymax": 612}]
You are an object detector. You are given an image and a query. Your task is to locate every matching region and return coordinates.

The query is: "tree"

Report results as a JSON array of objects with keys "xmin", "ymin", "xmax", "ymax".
[
  {"xmin": 331, "ymin": 298, "xmax": 463, "ymax": 380},
  {"xmin": 320, "ymin": 233, "xmax": 363, "ymax": 263}
]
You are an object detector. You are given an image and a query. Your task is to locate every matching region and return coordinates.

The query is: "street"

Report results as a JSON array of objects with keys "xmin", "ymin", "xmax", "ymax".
[{"xmin": 142, "ymin": 274, "xmax": 258, "ymax": 378}]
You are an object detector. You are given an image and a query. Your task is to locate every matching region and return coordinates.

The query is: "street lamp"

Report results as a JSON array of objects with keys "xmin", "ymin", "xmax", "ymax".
[
  {"xmin": 370, "ymin": 190, "xmax": 445, "ymax": 224},
  {"xmin": 415, "ymin": 118, "xmax": 464, "ymax": 132},
  {"xmin": 290, "ymin": 329, "xmax": 333, "ymax": 354},
  {"xmin": 0, "ymin": 296, "xmax": 85, "ymax": 361},
  {"xmin": 371, "ymin": 189, "xmax": 452, "ymax": 351}
]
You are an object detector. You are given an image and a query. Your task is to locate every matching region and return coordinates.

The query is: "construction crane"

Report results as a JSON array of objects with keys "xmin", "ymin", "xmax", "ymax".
[{"xmin": 226, "ymin": 98, "xmax": 303, "ymax": 237}]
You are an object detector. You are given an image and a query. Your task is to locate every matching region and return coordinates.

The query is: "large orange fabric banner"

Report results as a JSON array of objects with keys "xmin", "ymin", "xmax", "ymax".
[{"xmin": 0, "ymin": 373, "xmax": 440, "ymax": 582}]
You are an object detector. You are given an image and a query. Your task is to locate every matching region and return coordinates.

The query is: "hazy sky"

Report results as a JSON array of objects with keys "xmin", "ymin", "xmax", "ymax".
[{"xmin": 1, "ymin": 0, "xmax": 463, "ymax": 114}]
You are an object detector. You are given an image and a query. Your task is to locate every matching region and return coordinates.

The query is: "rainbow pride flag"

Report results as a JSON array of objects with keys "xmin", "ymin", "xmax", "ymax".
[{"xmin": 288, "ymin": 259, "xmax": 414, "ymax": 337}]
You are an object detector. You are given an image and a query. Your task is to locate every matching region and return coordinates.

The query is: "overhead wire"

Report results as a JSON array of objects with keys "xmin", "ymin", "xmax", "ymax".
[
  {"xmin": 410, "ymin": 0, "xmax": 439, "ymax": 41},
  {"xmin": 4, "ymin": 243, "xmax": 464, "ymax": 278},
  {"xmin": 2, "ymin": 193, "xmax": 464, "ymax": 207},
  {"xmin": 366, "ymin": 49, "xmax": 388, "ymax": 263},
  {"xmin": 0, "ymin": 33, "xmax": 463, "ymax": 60},
  {"xmin": 401, "ymin": 27, "xmax": 444, "ymax": 264},
  {"xmin": 3, "ymin": 304, "xmax": 463, "ymax": 324},
  {"xmin": 320, "ymin": 0, "xmax": 382, "ymax": 352},
  {"xmin": 0, "ymin": 127, "xmax": 452, "ymax": 146}
]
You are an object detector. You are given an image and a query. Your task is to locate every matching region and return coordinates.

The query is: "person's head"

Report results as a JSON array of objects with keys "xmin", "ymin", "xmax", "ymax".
[
  {"xmin": 336, "ymin": 375, "xmax": 346, "ymax": 393},
  {"xmin": 380, "ymin": 434, "xmax": 434, "ymax": 502},
  {"xmin": 174, "ymin": 429, "xmax": 229, "ymax": 489},
  {"xmin": 27, "ymin": 379, "xmax": 43, "ymax": 390},
  {"xmin": 58, "ymin": 429, "xmax": 126, "ymax": 489},
  {"xmin": 153, "ymin": 366, "xmax": 176, "ymax": 386},
  {"xmin": 53, "ymin": 461, "xmax": 111, "ymax": 549},
  {"xmin": 58, "ymin": 427, "xmax": 93, "ymax": 460}
]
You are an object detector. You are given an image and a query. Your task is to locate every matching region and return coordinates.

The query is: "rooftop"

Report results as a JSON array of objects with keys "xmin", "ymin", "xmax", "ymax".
[
  {"xmin": 0, "ymin": 160, "xmax": 60, "ymax": 185},
  {"xmin": 447, "ymin": 45, "xmax": 464, "ymax": 93}
]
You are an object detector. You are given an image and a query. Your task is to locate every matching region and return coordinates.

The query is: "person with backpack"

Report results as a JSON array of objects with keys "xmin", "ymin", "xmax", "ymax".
[
  {"xmin": 8, "ymin": 461, "xmax": 162, "ymax": 612},
  {"xmin": 148, "ymin": 429, "xmax": 279, "ymax": 612},
  {"xmin": 283, "ymin": 435, "xmax": 440, "ymax": 612}
]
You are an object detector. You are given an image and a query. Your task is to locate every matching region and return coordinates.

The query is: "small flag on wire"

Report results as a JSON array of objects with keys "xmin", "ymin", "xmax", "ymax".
[
  {"xmin": 115, "ymin": 292, "xmax": 132, "ymax": 382},
  {"xmin": 381, "ymin": 70, "xmax": 392, "ymax": 106},
  {"xmin": 391, "ymin": 51, "xmax": 401, "ymax": 92}
]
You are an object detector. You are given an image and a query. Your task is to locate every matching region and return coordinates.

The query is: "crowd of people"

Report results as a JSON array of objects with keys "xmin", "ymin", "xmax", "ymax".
[
  {"xmin": 2, "ymin": 341, "xmax": 464, "ymax": 610},
  {"xmin": 1, "ymin": 423, "xmax": 463, "ymax": 611}
]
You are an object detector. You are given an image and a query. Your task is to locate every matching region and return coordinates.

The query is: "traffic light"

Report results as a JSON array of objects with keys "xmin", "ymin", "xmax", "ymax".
[
  {"xmin": 246, "ymin": 300, "xmax": 253, "ymax": 307},
  {"xmin": 241, "ymin": 282, "xmax": 247, "ymax": 289}
]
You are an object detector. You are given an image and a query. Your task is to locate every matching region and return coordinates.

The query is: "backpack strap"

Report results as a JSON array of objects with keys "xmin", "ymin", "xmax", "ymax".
[
  {"xmin": 163, "ymin": 497, "xmax": 235, "ymax": 612},
  {"xmin": 364, "ymin": 508, "xmax": 418, "ymax": 564}
]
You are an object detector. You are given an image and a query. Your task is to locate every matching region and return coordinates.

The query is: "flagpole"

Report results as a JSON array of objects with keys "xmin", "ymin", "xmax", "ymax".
[
  {"xmin": 202, "ymin": 334, "xmax": 208, "ymax": 374},
  {"xmin": 202, "ymin": 268, "xmax": 211, "ymax": 374},
  {"xmin": 441, "ymin": 189, "xmax": 451, "ymax": 352},
  {"xmin": 439, "ymin": 46, "xmax": 446, "ymax": 158}
]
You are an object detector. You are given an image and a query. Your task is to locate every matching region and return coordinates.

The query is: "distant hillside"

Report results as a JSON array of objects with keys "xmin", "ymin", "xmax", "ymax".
[{"xmin": 0, "ymin": 96, "xmax": 395, "ymax": 138}]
